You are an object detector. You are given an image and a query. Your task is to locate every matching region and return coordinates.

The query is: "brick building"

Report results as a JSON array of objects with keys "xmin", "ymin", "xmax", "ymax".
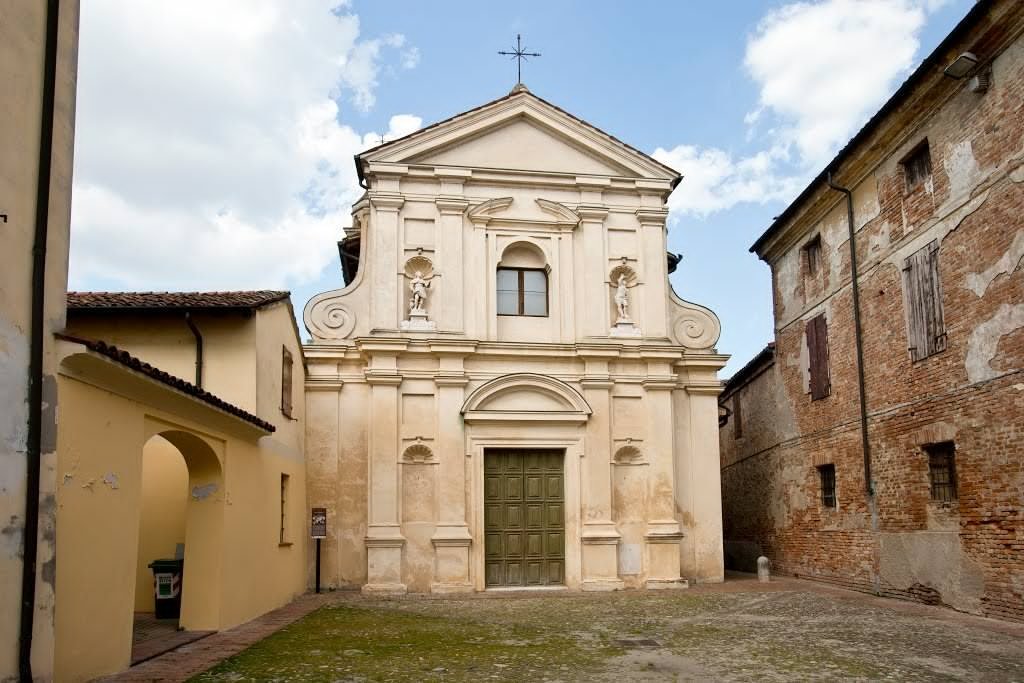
[{"xmin": 720, "ymin": 0, "xmax": 1024, "ymax": 622}]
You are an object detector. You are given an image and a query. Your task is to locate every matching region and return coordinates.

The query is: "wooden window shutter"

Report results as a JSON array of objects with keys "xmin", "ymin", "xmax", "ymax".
[
  {"xmin": 807, "ymin": 314, "xmax": 830, "ymax": 400},
  {"xmin": 281, "ymin": 346, "xmax": 293, "ymax": 417},
  {"xmin": 902, "ymin": 240, "xmax": 946, "ymax": 362}
]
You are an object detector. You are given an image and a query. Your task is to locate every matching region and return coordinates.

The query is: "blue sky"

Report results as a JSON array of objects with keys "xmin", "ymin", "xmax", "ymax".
[{"xmin": 69, "ymin": 0, "xmax": 973, "ymax": 374}]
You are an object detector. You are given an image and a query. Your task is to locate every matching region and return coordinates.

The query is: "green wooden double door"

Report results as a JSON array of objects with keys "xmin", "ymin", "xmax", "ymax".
[{"xmin": 484, "ymin": 449, "xmax": 565, "ymax": 587}]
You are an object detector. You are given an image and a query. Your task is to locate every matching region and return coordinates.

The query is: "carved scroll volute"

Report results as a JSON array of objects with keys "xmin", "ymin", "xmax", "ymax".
[
  {"xmin": 669, "ymin": 288, "xmax": 721, "ymax": 350},
  {"xmin": 305, "ymin": 291, "xmax": 357, "ymax": 341}
]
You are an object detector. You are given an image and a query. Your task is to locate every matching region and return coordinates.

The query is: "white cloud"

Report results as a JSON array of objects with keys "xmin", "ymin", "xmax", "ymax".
[
  {"xmin": 745, "ymin": 0, "xmax": 930, "ymax": 167},
  {"xmin": 658, "ymin": 0, "xmax": 945, "ymax": 219},
  {"xmin": 654, "ymin": 144, "xmax": 801, "ymax": 217},
  {"xmin": 70, "ymin": 0, "xmax": 420, "ymax": 291}
]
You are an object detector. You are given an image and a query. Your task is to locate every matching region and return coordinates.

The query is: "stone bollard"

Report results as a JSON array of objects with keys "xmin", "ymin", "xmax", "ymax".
[{"xmin": 757, "ymin": 556, "xmax": 770, "ymax": 583}]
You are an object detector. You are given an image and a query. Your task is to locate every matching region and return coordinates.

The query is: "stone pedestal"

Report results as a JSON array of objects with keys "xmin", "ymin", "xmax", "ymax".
[
  {"xmin": 401, "ymin": 309, "xmax": 436, "ymax": 332},
  {"xmin": 610, "ymin": 319, "xmax": 641, "ymax": 337},
  {"xmin": 644, "ymin": 524, "xmax": 688, "ymax": 590},
  {"xmin": 431, "ymin": 526, "xmax": 473, "ymax": 593},
  {"xmin": 363, "ymin": 532, "xmax": 407, "ymax": 594},
  {"xmin": 581, "ymin": 525, "xmax": 624, "ymax": 591}
]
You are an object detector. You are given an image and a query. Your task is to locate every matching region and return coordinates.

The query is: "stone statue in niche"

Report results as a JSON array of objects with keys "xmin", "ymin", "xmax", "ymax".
[
  {"xmin": 401, "ymin": 269, "xmax": 436, "ymax": 332},
  {"xmin": 610, "ymin": 269, "xmax": 641, "ymax": 337},
  {"xmin": 409, "ymin": 271, "xmax": 430, "ymax": 313},
  {"xmin": 614, "ymin": 274, "xmax": 630, "ymax": 322}
]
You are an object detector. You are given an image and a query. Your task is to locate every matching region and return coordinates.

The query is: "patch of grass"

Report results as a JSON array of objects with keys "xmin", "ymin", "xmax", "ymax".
[{"xmin": 191, "ymin": 604, "xmax": 622, "ymax": 682}]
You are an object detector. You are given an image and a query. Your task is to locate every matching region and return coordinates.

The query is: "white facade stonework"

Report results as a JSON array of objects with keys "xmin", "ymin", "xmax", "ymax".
[{"xmin": 304, "ymin": 86, "xmax": 727, "ymax": 593}]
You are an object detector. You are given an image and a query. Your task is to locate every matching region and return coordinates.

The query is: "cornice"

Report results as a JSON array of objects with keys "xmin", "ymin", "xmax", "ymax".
[
  {"xmin": 434, "ymin": 375, "xmax": 470, "ymax": 387},
  {"xmin": 576, "ymin": 204, "xmax": 609, "ymax": 221},
  {"xmin": 305, "ymin": 378, "xmax": 344, "ymax": 392},
  {"xmin": 635, "ymin": 208, "xmax": 669, "ymax": 226},
  {"xmin": 364, "ymin": 371, "xmax": 403, "ymax": 386},
  {"xmin": 685, "ymin": 383, "xmax": 725, "ymax": 396},
  {"xmin": 368, "ymin": 194, "xmax": 405, "ymax": 210},
  {"xmin": 435, "ymin": 196, "xmax": 469, "ymax": 214},
  {"xmin": 428, "ymin": 340, "xmax": 478, "ymax": 355},
  {"xmin": 355, "ymin": 338, "xmax": 410, "ymax": 353},
  {"xmin": 535, "ymin": 198, "xmax": 581, "ymax": 228},
  {"xmin": 642, "ymin": 377, "xmax": 678, "ymax": 391},
  {"xmin": 467, "ymin": 196, "xmax": 513, "ymax": 225}
]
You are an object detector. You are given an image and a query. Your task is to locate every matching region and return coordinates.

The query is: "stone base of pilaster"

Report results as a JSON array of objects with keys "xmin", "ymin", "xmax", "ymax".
[
  {"xmin": 644, "ymin": 521, "xmax": 685, "ymax": 590},
  {"xmin": 431, "ymin": 526, "xmax": 472, "ymax": 593},
  {"xmin": 364, "ymin": 532, "xmax": 406, "ymax": 594},
  {"xmin": 581, "ymin": 524, "xmax": 624, "ymax": 590}
]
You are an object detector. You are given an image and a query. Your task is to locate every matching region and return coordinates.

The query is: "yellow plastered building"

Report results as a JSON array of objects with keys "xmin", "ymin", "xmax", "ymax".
[{"xmin": 53, "ymin": 292, "xmax": 308, "ymax": 681}]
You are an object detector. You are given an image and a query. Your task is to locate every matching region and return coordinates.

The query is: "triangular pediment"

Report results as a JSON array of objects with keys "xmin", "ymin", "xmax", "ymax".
[
  {"xmin": 412, "ymin": 116, "xmax": 632, "ymax": 176},
  {"xmin": 359, "ymin": 89, "xmax": 678, "ymax": 181}
]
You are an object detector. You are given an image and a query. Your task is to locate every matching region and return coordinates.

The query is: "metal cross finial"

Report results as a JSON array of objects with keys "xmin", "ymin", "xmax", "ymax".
[{"xmin": 498, "ymin": 34, "xmax": 541, "ymax": 85}]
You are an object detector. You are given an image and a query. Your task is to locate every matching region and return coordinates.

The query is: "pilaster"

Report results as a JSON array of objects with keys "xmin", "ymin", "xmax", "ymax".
[
  {"xmin": 578, "ymin": 347, "xmax": 624, "ymax": 591},
  {"xmin": 676, "ymin": 356, "xmax": 727, "ymax": 583},
  {"xmin": 369, "ymin": 194, "xmax": 405, "ymax": 332},
  {"xmin": 429, "ymin": 341, "xmax": 475, "ymax": 592},
  {"xmin": 435, "ymin": 194, "xmax": 469, "ymax": 333},
  {"xmin": 578, "ymin": 206, "xmax": 609, "ymax": 338},
  {"xmin": 362, "ymin": 340, "xmax": 407, "ymax": 593},
  {"xmin": 637, "ymin": 208, "xmax": 670, "ymax": 338},
  {"xmin": 641, "ymin": 351, "xmax": 686, "ymax": 589}
]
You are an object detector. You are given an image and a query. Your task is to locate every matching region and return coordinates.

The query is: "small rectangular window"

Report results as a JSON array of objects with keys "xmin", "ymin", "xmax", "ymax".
[
  {"xmin": 806, "ymin": 314, "xmax": 830, "ymax": 400},
  {"xmin": 902, "ymin": 240, "xmax": 946, "ymax": 362},
  {"xmin": 818, "ymin": 464, "xmax": 836, "ymax": 508},
  {"xmin": 496, "ymin": 267, "xmax": 548, "ymax": 317},
  {"xmin": 902, "ymin": 140, "xmax": 932, "ymax": 191},
  {"xmin": 733, "ymin": 395, "xmax": 743, "ymax": 439},
  {"xmin": 803, "ymin": 235, "xmax": 822, "ymax": 277},
  {"xmin": 925, "ymin": 442, "xmax": 957, "ymax": 503},
  {"xmin": 279, "ymin": 473, "xmax": 291, "ymax": 544},
  {"xmin": 281, "ymin": 346, "xmax": 293, "ymax": 418}
]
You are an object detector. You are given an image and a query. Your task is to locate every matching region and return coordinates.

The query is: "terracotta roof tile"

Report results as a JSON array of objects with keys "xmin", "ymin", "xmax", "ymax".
[
  {"xmin": 67, "ymin": 291, "xmax": 290, "ymax": 311},
  {"xmin": 59, "ymin": 335, "xmax": 275, "ymax": 433}
]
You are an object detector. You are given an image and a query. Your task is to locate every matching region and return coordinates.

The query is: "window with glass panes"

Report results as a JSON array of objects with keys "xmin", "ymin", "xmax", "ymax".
[{"xmin": 497, "ymin": 267, "xmax": 548, "ymax": 316}]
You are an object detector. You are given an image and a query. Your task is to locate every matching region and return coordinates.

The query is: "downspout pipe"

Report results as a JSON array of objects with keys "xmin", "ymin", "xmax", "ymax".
[
  {"xmin": 21, "ymin": 1, "xmax": 61, "ymax": 680},
  {"xmin": 826, "ymin": 171, "xmax": 874, "ymax": 497},
  {"xmin": 185, "ymin": 312, "xmax": 203, "ymax": 388}
]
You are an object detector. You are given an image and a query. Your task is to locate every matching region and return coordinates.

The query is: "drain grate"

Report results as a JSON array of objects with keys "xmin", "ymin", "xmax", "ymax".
[{"xmin": 613, "ymin": 638, "xmax": 661, "ymax": 648}]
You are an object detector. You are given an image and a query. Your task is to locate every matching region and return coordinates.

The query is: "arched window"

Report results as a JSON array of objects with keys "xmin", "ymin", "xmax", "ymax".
[{"xmin": 497, "ymin": 242, "xmax": 548, "ymax": 317}]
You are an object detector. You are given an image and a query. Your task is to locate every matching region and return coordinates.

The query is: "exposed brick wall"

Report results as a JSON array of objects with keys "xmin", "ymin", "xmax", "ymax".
[{"xmin": 722, "ymin": 8, "xmax": 1024, "ymax": 622}]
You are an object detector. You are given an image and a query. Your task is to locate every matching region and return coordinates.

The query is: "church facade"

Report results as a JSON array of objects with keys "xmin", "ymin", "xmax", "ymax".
[{"xmin": 304, "ymin": 86, "xmax": 728, "ymax": 593}]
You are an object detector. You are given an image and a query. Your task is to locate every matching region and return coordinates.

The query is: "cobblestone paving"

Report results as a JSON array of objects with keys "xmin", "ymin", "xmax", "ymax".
[{"xmin": 186, "ymin": 578, "xmax": 1024, "ymax": 682}]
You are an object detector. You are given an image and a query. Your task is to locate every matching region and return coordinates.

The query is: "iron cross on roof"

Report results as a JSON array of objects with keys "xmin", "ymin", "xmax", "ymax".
[{"xmin": 498, "ymin": 34, "xmax": 541, "ymax": 85}]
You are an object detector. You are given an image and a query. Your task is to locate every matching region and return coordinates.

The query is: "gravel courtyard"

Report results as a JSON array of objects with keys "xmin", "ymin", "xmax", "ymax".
[{"xmin": 191, "ymin": 577, "xmax": 1024, "ymax": 682}]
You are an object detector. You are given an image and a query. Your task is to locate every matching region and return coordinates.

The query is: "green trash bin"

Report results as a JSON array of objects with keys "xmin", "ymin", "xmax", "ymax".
[{"xmin": 148, "ymin": 558, "xmax": 183, "ymax": 620}]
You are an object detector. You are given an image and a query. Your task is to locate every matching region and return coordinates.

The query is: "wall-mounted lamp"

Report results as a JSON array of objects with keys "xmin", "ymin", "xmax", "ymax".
[{"xmin": 943, "ymin": 51, "xmax": 978, "ymax": 79}]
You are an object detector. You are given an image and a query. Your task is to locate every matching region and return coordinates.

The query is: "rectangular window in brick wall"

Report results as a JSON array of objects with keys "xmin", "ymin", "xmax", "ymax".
[
  {"xmin": 818, "ymin": 464, "xmax": 837, "ymax": 508},
  {"xmin": 925, "ymin": 442, "xmax": 957, "ymax": 503},
  {"xmin": 902, "ymin": 240, "xmax": 946, "ymax": 362},
  {"xmin": 806, "ymin": 314, "xmax": 830, "ymax": 400},
  {"xmin": 902, "ymin": 140, "xmax": 932, "ymax": 191},
  {"xmin": 803, "ymin": 235, "xmax": 822, "ymax": 277}
]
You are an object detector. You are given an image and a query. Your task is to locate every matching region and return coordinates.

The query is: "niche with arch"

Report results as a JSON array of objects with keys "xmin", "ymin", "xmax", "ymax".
[{"xmin": 608, "ymin": 264, "xmax": 639, "ymax": 326}]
